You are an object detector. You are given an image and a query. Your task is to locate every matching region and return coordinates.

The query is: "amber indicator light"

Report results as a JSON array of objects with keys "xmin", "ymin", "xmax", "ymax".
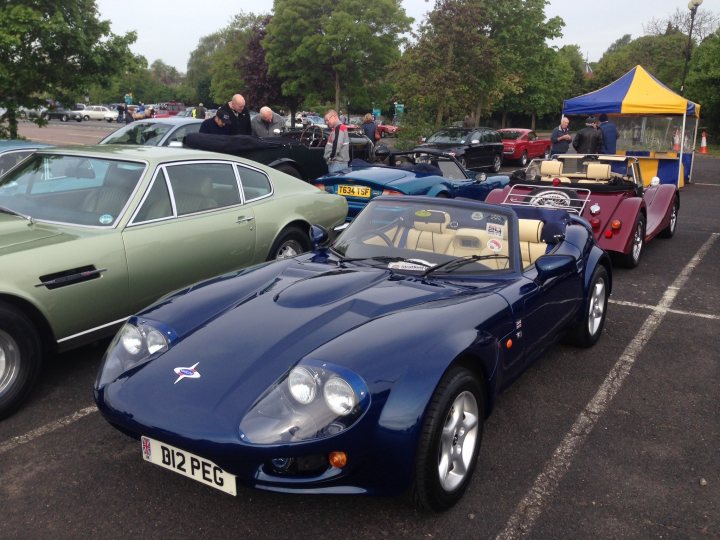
[{"xmin": 329, "ymin": 451, "xmax": 348, "ymax": 468}]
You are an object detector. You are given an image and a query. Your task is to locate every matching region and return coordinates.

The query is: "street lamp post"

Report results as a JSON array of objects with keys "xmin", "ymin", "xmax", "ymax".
[{"xmin": 680, "ymin": 0, "xmax": 703, "ymax": 93}]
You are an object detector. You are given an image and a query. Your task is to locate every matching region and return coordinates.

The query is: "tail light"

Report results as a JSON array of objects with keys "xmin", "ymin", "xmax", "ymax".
[
  {"xmin": 314, "ymin": 183, "xmax": 325, "ymax": 191},
  {"xmin": 589, "ymin": 218, "xmax": 601, "ymax": 229},
  {"xmin": 604, "ymin": 230, "xmax": 613, "ymax": 238},
  {"xmin": 552, "ymin": 178, "xmax": 562, "ymax": 186},
  {"xmin": 382, "ymin": 189, "xmax": 402, "ymax": 195}
]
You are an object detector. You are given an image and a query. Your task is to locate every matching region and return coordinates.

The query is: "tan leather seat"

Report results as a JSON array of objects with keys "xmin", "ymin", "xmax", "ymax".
[
  {"xmin": 581, "ymin": 163, "xmax": 611, "ymax": 182},
  {"xmin": 540, "ymin": 160, "xmax": 570, "ymax": 184},
  {"xmin": 445, "ymin": 228, "xmax": 489, "ymax": 257},
  {"xmin": 518, "ymin": 219, "xmax": 547, "ymax": 268},
  {"xmin": 405, "ymin": 210, "xmax": 455, "ymax": 253}
]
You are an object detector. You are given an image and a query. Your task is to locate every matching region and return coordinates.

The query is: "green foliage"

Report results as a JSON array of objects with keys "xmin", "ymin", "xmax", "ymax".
[
  {"xmin": 395, "ymin": 0, "xmax": 563, "ymax": 128},
  {"xmin": 264, "ymin": 0, "xmax": 412, "ymax": 112},
  {"xmin": 209, "ymin": 12, "xmax": 267, "ymax": 104},
  {"xmin": 686, "ymin": 30, "xmax": 720, "ymax": 134},
  {"xmin": 590, "ymin": 33, "xmax": 688, "ymax": 91},
  {"xmin": 0, "ymin": 0, "xmax": 136, "ymax": 138}
]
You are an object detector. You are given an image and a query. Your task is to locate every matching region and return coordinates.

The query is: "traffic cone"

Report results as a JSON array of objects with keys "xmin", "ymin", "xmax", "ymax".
[
  {"xmin": 700, "ymin": 131, "xmax": 708, "ymax": 154},
  {"xmin": 673, "ymin": 129, "xmax": 680, "ymax": 151}
]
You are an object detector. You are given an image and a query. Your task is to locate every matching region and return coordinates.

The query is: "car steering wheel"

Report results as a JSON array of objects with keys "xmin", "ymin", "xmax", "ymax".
[
  {"xmin": 299, "ymin": 125, "xmax": 324, "ymax": 148},
  {"xmin": 359, "ymin": 230, "xmax": 394, "ymax": 247}
]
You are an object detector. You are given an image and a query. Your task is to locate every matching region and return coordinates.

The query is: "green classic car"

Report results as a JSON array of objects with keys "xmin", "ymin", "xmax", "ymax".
[{"xmin": 0, "ymin": 145, "xmax": 347, "ymax": 418}]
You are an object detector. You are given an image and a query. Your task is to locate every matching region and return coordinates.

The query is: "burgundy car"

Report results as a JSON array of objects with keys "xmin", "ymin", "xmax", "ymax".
[
  {"xmin": 485, "ymin": 155, "xmax": 678, "ymax": 268},
  {"xmin": 498, "ymin": 128, "xmax": 551, "ymax": 167}
]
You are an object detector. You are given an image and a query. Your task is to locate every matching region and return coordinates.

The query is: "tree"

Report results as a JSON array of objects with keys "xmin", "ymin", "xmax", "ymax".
[
  {"xmin": 208, "ymin": 12, "xmax": 267, "ymax": 104},
  {"xmin": 686, "ymin": 30, "xmax": 720, "ymax": 134},
  {"xmin": 264, "ymin": 0, "xmax": 412, "ymax": 112},
  {"xmin": 395, "ymin": 0, "xmax": 562, "ymax": 128},
  {"xmin": 0, "ymin": 0, "xmax": 135, "ymax": 138},
  {"xmin": 185, "ymin": 30, "xmax": 228, "ymax": 105},
  {"xmin": 591, "ymin": 33, "xmax": 688, "ymax": 91},
  {"xmin": 644, "ymin": 8, "xmax": 719, "ymax": 42}
]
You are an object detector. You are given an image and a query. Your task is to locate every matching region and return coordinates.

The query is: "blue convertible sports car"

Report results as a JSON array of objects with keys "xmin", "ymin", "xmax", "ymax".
[
  {"xmin": 314, "ymin": 149, "xmax": 509, "ymax": 221},
  {"xmin": 95, "ymin": 196, "xmax": 612, "ymax": 511}
]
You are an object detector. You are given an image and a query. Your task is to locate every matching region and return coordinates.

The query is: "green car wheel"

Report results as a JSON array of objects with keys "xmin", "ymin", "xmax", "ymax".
[{"xmin": 0, "ymin": 303, "xmax": 42, "ymax": 419}]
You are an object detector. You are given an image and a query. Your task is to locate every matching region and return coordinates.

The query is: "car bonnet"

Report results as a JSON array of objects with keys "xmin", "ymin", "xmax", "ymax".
[
  {"xmin": 101, "ymin": 258, "xmax": 496, "ymax": 433},
  {"xmin": 0, "ymin": 214, "xmax": 64, "ymax": 253}
]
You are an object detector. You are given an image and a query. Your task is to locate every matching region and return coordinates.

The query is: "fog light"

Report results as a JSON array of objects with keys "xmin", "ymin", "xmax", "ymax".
[
  {"xmin": 271, "ymin": 457, "xmax": 293, "ymax": 472},
  {"xmin": 329, "ymin": 451, "xmax": 347, "ymax": 468}
]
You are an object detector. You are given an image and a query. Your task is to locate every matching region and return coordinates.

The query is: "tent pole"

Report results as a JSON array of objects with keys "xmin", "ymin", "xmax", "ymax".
[
  {"xmin": 678, "ymin": 114, "xmax": 687, "ymax": 187},
  {"xmin": 688, "ymin": 114, "xmax": 699, "ymax": 184}
]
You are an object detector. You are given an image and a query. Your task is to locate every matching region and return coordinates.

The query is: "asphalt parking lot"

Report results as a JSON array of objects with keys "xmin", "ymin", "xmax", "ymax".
[{"xmin": 3, "ymin": 122, "xmax": 719, "ymax": 538}]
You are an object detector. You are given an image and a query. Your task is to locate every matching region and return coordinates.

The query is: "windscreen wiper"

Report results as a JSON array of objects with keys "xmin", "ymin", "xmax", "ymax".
[{"xmin": 422, "ymin": 254, "xmax": 510, "ymax": 276}]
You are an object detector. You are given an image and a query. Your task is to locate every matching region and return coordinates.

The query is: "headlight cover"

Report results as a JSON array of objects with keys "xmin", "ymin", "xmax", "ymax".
[
  {"xmin": 239, "ymin": 359, "xmax": 370, "ymax": 445},
  {"xmin": 96, "ymin": 317, "xmax": 176, "ymax": 388}
]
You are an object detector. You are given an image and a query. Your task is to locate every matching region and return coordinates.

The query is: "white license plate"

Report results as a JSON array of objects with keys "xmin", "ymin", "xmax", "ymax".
[{"xmin": 141, "ymin": 436, "xmax": 237, "ymax": 496}]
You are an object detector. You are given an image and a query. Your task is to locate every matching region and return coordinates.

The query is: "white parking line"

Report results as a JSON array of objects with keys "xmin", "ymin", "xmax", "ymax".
[
  {"xmin": 610, "ymin": 299, "xmax": 720, "ymax": 320},
  {"xmin": 496, "ymin": 232, "xmax": 719, "ymax": 540},
  {"xmin": 0, "ymin": 405, "xmax": 97, "ymax": 455}
]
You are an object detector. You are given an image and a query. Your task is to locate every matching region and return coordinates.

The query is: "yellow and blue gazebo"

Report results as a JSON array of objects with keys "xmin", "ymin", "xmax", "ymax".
[{"xmin": 563, "ymin": 65, "xmax": 701, "ymax": 186}]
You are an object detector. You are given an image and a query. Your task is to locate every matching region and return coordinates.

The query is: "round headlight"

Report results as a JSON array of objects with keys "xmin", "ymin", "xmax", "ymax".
[
  {"xmin": 288, "ymin": 366, "xmax": 317, "ymax": 405},
  {"xmin": 146, "ymin": 328, "xmax": 168, "ymax": 355},
  {"xmin": 323, "ymin": 376, "xmax": 356, "ymax": 416},
  {"xmin": 120, "ymin": 325, "xmax": 143, "ymax": 355}
]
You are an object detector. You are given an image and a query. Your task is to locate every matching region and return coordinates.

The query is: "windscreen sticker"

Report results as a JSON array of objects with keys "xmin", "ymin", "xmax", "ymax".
[
  {"xmin": 414, "ymin": 210, "xmax": 432, "ymax": 218},
  {"xmin": 388, "ymin": 260, "xmax": 431, "ymax": 271},
  {"xmin": 99, "ymin": 214, "xmax": 114, "ymax": 225},
  {"xmin": 487, "ymin": 238, "xmax": 503, "ymax": 252},
  {"xmin": 487, "ymin": 223, "xmax": 504, "ymax": 237},
  {"xmin": 470, "ymin": 211, "xmax": 484, "ymax": 221}
]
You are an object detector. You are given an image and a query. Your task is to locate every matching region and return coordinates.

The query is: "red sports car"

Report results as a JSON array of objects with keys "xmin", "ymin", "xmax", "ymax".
[
  {"xmin": 497, "ymin": 128, "xmax": 551, "ymax": 166},
  {"xmin": 485, "ymin": 155, "xmax": 679, "ymax": 268},
  {"xmin": 376, "ymin": 122, "xmax": 400, "ymax": 137}
]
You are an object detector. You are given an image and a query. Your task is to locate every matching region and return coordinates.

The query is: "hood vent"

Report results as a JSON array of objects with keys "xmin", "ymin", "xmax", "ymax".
[{"xmin": 37, "ymin": 265, "xmax": 106, "ymax": 289}]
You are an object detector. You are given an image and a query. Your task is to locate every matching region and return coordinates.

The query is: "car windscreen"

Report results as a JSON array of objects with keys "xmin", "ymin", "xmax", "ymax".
[
  {"xmin": 332, "ymin": 199, "xmax": 515, "ymax": 275},
  {"xmin": 101, "ymin": 122, "xmax": 174, "ymax": 145},
  {"xmin": 425, "ymin": 130, "xmax": 472, "ymax": 144},
  {"xmin": 0, "ymin": 154, "xmax": 145, "ymax": 226}
]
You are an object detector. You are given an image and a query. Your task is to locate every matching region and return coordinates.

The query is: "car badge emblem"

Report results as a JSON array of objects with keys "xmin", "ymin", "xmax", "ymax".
[
  {"xmin": 173, "ymin": 362, "xmax": 201, "ymax": 384},
  {"xmin": 590, "ymin": 203, "xmax": 601, "ymax": 215}
]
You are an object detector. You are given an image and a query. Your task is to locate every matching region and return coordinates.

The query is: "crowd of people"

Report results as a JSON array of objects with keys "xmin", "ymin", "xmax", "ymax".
[
  {"xmin": 550, "ymin": 113, "xmax": 619, "ymax": 155},
  {"xmin": 196, "ymin": 93, "xmax": 386, "ymax": 171}
]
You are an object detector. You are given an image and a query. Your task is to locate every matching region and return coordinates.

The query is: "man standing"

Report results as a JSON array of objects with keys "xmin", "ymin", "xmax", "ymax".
[
  {"xmin": 217, "ymin": 94, "xmax": 251, "ymax": 135},
  {"xmin": 251, "ymin": 106, "xmax": 286, "ymax": 137},
  {"xmin": 199, "ymin": 108, "xmax": 231, "ymax": 135},
  {"xmin": 598, "ymin": 113, "xmax": 619, "ymax": 154},
  {"xmin": 550, "ymin": 117, "xmax": 572, "ymax": 155},
  {"xmin": 195, "ymin": 103, "xmax": 206, "ymax": 120},
  {"xmin": 323, "ymin": 109, "xmax": 350, "ymax": 173},
  {"xmin": 572, "ymin": 116, "xmax": 604, "ymax": 155}
]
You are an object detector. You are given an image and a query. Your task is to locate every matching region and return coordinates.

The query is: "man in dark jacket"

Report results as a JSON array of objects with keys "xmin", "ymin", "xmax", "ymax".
[
  {"xmin": 598, "ymin": 113, "xmax": 619, "ymax": 154},
  {"xmin": 199, "ymin": 108, "xmax": 231, "ymax": 135},
  {"xmin": 573, "ymin": 116, "xmax": 604, "ymax": 154},
  {"xmin": 217, "ymin": 94, "xmax": 251, "ymax": 135}
]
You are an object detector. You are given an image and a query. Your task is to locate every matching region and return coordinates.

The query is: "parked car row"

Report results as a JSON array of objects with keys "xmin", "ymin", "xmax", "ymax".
[{"xmin": 0, "ymin": 122, "xmax": 678, "ymax": 512}]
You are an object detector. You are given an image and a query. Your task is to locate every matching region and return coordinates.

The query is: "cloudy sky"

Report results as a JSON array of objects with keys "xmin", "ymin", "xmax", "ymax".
[{"xmin": 95, "ymin": 0, "xmax": 702, "ymax": 71}]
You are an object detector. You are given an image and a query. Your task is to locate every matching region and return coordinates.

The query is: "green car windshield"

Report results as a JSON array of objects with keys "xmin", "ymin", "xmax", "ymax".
[{"xmin": 0, "ymin": 154, "xmax": 145, "ymax": 227}]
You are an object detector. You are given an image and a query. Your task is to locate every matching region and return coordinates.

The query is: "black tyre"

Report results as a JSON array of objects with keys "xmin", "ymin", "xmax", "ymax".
[
  {"xmin": 411, "ymin": 366, "xmax": 485, "ymax": 512},
  {"xmin": 519, "ymin": 151, "xmax": 528, "ymax": 167},
  {"xmin": 61, "ymin": 114, "xmax": 68, "ymax": 122},
  {"xmin": 615, "ymin": 214, "xmax": 645, "ymax": 268},
  {"xmin": 658, "ymin": 198, "xmax": 679, "ymax": 238},
  {"xmin": 83, "ymin": 115, "xmax": 90, "ymax": 121},
  {"xmin": 564, "ymin": 265, "xmax": 609, "ymax": 348},
  {"xmin": 491, "ymin": 154, "xmax": 502, "ymax": 173},
  {"xmin": 267, "ymin": 226, "xmax": 311, "ymax": 260},
  {"xmin": 0, "ymin": 303, "xmax": 43, "ymax": 419},
  {"xmin": 274, "ymin": 163, "xmax": 302, "ymax": 179}
]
